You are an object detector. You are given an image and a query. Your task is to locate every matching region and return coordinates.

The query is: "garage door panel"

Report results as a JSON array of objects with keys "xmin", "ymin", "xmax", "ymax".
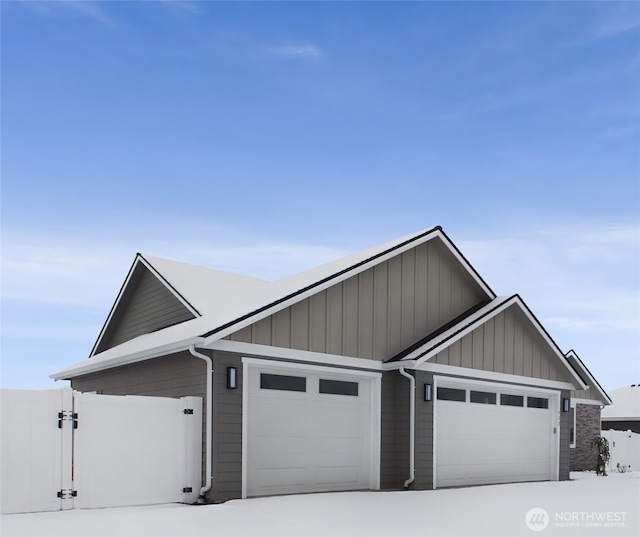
[
  {"xmin": 256, "ymin": 468, "xmax": 308, "ymax": 491},
  {"xmin": 246, "ymin": 363, "xmax": 377, "ymax": 497},
  {"xmin": 436, "ymin": 380, "xmax": 556, "ymax": 488},
  {"xmin": 316, "ymin": 467, "xmax": 360, "ymax": 486}
]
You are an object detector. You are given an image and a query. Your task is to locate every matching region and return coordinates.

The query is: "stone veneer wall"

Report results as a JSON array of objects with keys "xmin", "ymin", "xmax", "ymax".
[{"xmin": 571, "ymin": 404, "xmax": 602, "ymax": 471}]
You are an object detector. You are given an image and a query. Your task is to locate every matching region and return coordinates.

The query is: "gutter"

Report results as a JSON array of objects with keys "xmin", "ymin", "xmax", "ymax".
[
  {"xmin": 398, "ymin": 366, "xmax": 415, "ymax": 489},
  {"xmin": 188, "ymin": 345, "xmax": 213, "ymax": 498}
]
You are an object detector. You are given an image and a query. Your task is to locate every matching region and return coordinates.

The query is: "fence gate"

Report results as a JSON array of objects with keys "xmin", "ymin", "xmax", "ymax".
[{"xmin": 1, "ymin": 388, "xmax": 202, "ymax": 514}]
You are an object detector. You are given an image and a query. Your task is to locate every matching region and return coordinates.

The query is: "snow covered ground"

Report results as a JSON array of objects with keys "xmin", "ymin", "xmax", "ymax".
[{"xmin": 2, "ymin": 472, "xmax": 638, "ymax": 537}]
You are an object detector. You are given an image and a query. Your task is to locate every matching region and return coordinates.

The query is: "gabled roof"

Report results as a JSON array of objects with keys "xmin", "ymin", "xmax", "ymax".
[
  {"xmin": 391, "ymin": 294, "xmax": 587, "ymax": 390},
  {"xmin": 601, "ymin": 384, "xmax": 640, "ymax": 420},
  {"xmin": 565, "ymin": 350, "xmax": 612, "ymax": 405},
  {"xmin": 51, "ymin": 226, "xmax": 494, "ymax": 380}
]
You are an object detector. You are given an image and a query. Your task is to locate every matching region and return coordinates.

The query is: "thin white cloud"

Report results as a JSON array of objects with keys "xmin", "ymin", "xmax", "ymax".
[
  {"xmin": 569, "ymin": 5, "xmax": 640, "ymax": 46},
  {"xmin": 160, "ymin": 0, "xmax": 200, "ymax": 15},
  {"xmin": 0, "ymin": 228, "xmax": 348, "ymax": 308},
  {"xmin": 20, "ymin": 0, "xmax": 114, "ymax": 25},
  {"xmin": 458, "ymin": 222, "xmax": 640, "ymax": 337},
  {"xmin": 266, "ymin": 43, "xmax": 324, "ymax": 59}
]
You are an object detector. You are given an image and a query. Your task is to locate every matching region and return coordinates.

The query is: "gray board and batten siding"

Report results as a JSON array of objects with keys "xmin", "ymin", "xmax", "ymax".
[
  {"xmin": 431, "ymin": 304, "xmax": 576, "ymax": 385},
  {"xmin": 93, "ymin": 262, "xmax": 195, "ymax": 355},
  {"xmin": 225, "ymin": 239, "xmax": 490, "ymax": 362}
]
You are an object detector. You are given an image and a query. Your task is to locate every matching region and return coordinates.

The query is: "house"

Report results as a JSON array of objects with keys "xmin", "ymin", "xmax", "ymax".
[
  {"xmin": 564, "ymin": 350, "xmax": 612, "ymax": 471},
  {"xmin": 601, "ymin": 384, "xmax": 640, "ymax": 434},
  {"xmin": 52, "ymin": 226, "xmax": 591, "ymax": 501}
]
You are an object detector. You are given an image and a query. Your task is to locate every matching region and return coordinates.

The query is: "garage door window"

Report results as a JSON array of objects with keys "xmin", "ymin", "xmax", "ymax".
[
  {"xmin": 437, "ymin": 387, "xmax": 466, "ymax": 402},
  {"xmin": 470, "ymin": 390, "xmax": 496, "ymax": 404},
  {"xmin": 260, "ymin": 373, "xmax": 306, "ymax": 392},
  {"xmin": 527, "ymin": 396, "xmax": 549, "ymax": 409},
  {"xmin": 500, "ymin": 394, "xmax": 524, "ymax": 407},
  {"xmin": 319, "ymin": 379, "xmax": 359, "ymax": 396}
]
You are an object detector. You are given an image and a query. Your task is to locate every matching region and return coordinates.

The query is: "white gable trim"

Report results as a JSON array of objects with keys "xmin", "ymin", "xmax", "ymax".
[
  {"xmin": 52, "ymin": 336, "xmax": 205, "ymax": 380},
  {"xmin": 565, "ymin": 350, "xmax": 612, "ymax": 405},
  {"xmin": 208, "ymin": 340, "xmax": 384, "ymax": 372},
  {"xmin": 203, "ymin": 228, "xmax": 495, "ymax": 346},
  {"xmin": 572, "ymin": 398, "xmax": 604, "ymax": 407},
  {"xmin": 414, "ymin": 361, "xmax": 577, "ymax": 392}
]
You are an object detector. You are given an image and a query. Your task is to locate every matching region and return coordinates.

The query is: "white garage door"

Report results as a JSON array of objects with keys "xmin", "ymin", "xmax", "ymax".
[
  {"xmin": 244, "ymin": 360, "xmax": 380, "ymax": 498},
  {"xmin": 435, "ymin": 378, "xmax": 558, "ymax": 488}
]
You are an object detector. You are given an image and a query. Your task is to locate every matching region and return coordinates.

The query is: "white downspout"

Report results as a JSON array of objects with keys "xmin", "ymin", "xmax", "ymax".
[
  {"xmin": 398, "ymin": 366, "xmax": 415, "ymax": 489},
  {"xmin": 189, "ymin": 345, "xmax": 213, "ymax": 498}
]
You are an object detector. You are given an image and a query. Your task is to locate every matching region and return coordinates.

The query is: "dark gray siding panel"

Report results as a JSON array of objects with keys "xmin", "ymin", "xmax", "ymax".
[
  {"xmin": 71, "ymin": 351, "xmax": 205, "ymax": 397},
  {"xmin": 210, "ymin": 351, "xmax": 243, "ymax": 502},
  {"xmin": 414, "ymin": 370, "xmax": 434, "ymax": 490},
  {"xmin": 95, "ymin": 264, "xmax": 195, "ymax": 354},
  {"xmin": 380, "ymin": 371, "xmax": 410, "ymax": 490},
  {"xmin": 559, "ymin": 389, "xmax": 571, "ymax": 480}
]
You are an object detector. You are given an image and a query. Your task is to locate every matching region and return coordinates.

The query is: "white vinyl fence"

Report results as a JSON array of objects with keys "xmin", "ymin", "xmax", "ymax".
[
  {"xmin": 1, "ymin": 388, "xmax": 202, "ymax": 514},
  {"xmin": 601, "ymin": 429, "xmax": 640, "ymax": 473}
]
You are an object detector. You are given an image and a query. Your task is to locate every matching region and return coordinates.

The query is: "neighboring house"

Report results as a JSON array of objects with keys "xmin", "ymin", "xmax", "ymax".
[
  {"xmin": 601, "ymin": 384, "xmax": 640, "ymax": 434},
  {"xmin": 52, "ymin": 226, "xmax": 589, "ymax": 502},
  {"xmin": 565, "ymin": 350, "xmax": 612, "ymax": 471}
]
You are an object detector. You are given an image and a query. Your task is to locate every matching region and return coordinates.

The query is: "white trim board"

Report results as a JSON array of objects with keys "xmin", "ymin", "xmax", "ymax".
[
  {"xmin": 210, "ymin": 340, "xmax": 384, "ymax": 372},
  {"xmin": 572, "ymin": 398, "xmax": 605, "ymax": 407},
  {"xmin": 415, "ymin": 362, "xmax": 577, "ymax": 392}
]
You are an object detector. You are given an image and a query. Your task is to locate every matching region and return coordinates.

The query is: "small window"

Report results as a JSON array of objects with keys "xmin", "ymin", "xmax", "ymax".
[
  {"xmin": 470, "ymin": 390, "xmax": 496, "ymax": 404},
  {"xmin": 527, "ymin": 396, "xmax": 549, "ymax": 409},
  {"xmin": 500, "ymin": 394, "xmax": 524, "ymax": 407},
  {"xmin": 319, "ymin": 379, "xmax": 359, "ymax": 396},
  {"xmin": 260, "ymin": 373, "xmax": 306, "ymax": 392},
  {"xmin": 437, "ymin": 387, "xmax": 466, "ymax": 402}
]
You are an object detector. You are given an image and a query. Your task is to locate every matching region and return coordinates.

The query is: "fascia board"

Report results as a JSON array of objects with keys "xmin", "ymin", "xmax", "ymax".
[
  {"xmin": 415, "ymin": 362, "xmax": 578, "ymax": 392},
  {"xmin": 566, "ymin": 350, "xmax": 612, "ymax": 405},
  {"xmin": 513, "ymin": 298, "xmax": 588, "ymax": 391},
  {"xmin": 209, "ymin": 339, "xmax": 384, "ymax": 372},
  {"xmin": 203, "ymin": 228, "xmax": 494, "ymax": 346},
  {"xmin": 89, "ymin": 255, "xmax": 142, "ymax": 357},
  {"xmin": 436, "ymin": 228, "xmax": 496, "ymax": 299},
  {"xmin": 51, "ymin": 336, "xmax": 205, "ymax": 380},
  {"xmin": 138, "ymin": 255, "xmax": 201, "ymax": 317},
  {"xmin": 572, "ymin": 398, "xmax": 605, "ymax": 406}
]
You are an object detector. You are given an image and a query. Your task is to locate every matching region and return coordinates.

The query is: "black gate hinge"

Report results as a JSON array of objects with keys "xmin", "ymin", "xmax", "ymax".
[
  {"xmin": 183, "ymin": 409, "xmax": 194, "ymax": 415},
  {"xmin": 57, "ymin": 412, "xmax": 78, "ymax": 428},
  {"xmin": 57, "ymin": 489, "xmax": 77, "ymax": 499}
]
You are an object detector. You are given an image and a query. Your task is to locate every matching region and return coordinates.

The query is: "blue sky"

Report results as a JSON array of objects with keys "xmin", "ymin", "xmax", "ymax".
[{"xmin": 1, "ymin": 0, "xmax": 639, "ymax": 392}]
